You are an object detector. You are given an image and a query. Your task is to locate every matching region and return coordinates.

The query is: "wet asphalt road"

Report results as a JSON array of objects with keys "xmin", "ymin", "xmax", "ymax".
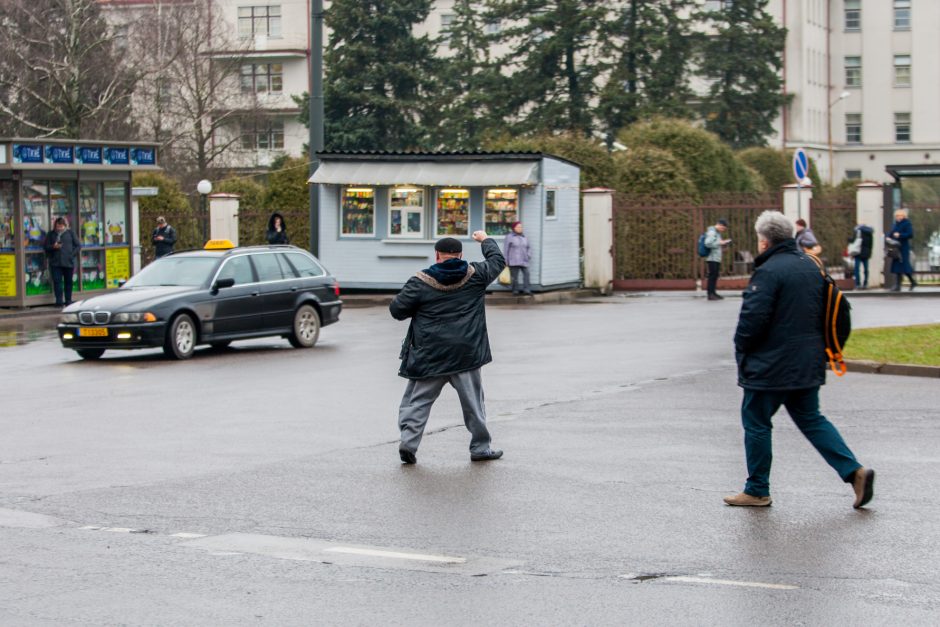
[{"xmin": 1, "ymin": 294, "xmax": 939, "ymax": 625}]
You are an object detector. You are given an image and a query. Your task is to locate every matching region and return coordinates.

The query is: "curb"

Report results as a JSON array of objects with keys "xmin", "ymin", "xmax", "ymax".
[
  {"xmin": 845, "ymin": 359, "xmax": 940, "ymax": 378},
  {"xmin": 342, "ymin": 288, "xmax": 597, "ymax": 309}
]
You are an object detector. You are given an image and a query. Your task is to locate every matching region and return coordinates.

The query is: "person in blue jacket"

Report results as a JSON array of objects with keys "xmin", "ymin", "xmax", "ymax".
[
  {"xmin": 724, "ymin": 210, "xmax": 874, "ymax": 509},
  {"xmin": 890, "ymin": 209, "xmax": 917, "ymax": 291}
]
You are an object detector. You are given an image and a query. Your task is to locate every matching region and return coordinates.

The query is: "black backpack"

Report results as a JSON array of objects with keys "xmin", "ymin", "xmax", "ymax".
[{"xmin": 807, "ymin": 254, "xmax": 851, "ymax": 376}]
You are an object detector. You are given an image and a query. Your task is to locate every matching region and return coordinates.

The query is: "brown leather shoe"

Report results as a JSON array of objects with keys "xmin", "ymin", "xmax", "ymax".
[
  {"xmin": 723, "ymin": 492, "xmax": 772, "ymax": 507},
  {"xmin": 852, "ymin": 467, "xmax": 875, "ymax": 509}
]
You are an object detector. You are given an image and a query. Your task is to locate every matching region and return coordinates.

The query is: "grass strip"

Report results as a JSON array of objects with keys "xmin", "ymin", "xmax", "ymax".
[{"xmin": 844, "ymin": 324, "xmax": 940, "ymax": 367}]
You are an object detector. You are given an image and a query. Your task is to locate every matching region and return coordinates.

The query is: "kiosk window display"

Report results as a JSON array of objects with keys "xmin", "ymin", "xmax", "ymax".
[
  {"xmin": 485, "ymin": 188, "xmax": 518, "ymax": 235},
  {"xmin": 389, "ymin": 187, "xmax": 424, "ymax": 237},
  {"xmin": 341, "ymin": 187, "xmax": 375, "ymax": 236},
  {"xmin": 0, "ymin": 181, "xmax": 14, "ymax": 298},
  {"xmin": 436, "ymin": 188, "xmax": 470, "ymax": 236}
]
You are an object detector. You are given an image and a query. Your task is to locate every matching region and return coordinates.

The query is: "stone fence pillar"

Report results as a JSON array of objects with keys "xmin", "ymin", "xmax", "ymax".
[
  {"xmin": 582, "ymin": 188, "xmax": 614, "ymax": 294},
  {"xmin": 782, "ymin": 183, "xmax": 813, "ymax": 225},
  {"xmin": 855, "ymin": 182, "xmax": 884, "ymax": 288},
  {"xmin": 209, "ymin": 193, "xmax": 240, "ymax": 245}
]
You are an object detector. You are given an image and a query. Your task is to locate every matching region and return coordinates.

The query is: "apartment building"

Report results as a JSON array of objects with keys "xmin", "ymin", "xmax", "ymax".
[{"xmin": 99, "ymin": 1, "xmax": 939, "ymax": 182}]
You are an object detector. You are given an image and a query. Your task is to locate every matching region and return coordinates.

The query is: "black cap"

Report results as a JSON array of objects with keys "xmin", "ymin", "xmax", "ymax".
[
  {"xmin": 716, "ymin": 219, "xmax": 729, "ymax": 227},
  {"xmin": 434, "ymin": 237, "xmax": 462, "ymax": 253}
]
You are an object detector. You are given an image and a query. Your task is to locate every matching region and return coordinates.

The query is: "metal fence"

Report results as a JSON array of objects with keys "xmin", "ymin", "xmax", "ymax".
[
  {"xmin": 612, "ymin": 192, "xmax": 856, "ymax": 289},
  {"xmin": 903, "ymin": 203, "xmax": 940, "ymax": 284}
]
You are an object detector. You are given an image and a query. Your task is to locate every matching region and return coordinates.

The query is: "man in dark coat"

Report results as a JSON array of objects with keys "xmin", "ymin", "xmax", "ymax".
[
  {"xmin": 151, "ymin": 217, "xmax": 177, "ymax": 258},
  {"xmin": 44, "ymin": 217, "xmax": 81, "ymax": 306},
  {"xmin": 889, "ymin": 209, "xmax": 916, "ymax": 291},
  {"xmin": 725, "ymin": 210, "xmax": 874, "ymax": 509},
  {"xmin": 390, "ymin": 231, "xmax": 505, "ymax": 464}
]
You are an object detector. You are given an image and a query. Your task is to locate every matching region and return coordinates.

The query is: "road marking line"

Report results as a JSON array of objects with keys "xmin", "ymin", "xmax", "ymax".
[
  {"xmin": 101, "ymin": 527, "xmax": 138, "ymax": 533},
  {"xmin": 324, "ymin": 546, "xmax": 467, "ymax": 564},
  {"xmin": 171, "ymin": 532, "xmax": 207, "ymax": 539},
  {"xmin": 664, "ymin": 576, "xmax": 798, "ymax": 590}
]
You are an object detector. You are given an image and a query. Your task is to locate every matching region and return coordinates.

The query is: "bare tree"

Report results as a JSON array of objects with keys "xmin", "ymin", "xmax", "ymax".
[
  {"xmin": 0, "ymin": 0, "xmax": 137, "ymax": 138},
  {"xmin": 122, "ymin": 0, "xmax": 261, "ymax": 183}
]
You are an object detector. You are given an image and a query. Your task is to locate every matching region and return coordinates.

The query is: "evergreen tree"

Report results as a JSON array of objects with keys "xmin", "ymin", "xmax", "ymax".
[
  {"xmin": 320, "ymin": 0, "xmax": 438, "ymax": 151},
  {"xmin": 487, "ymin": 0, "xmax": 609, "ymax": 137},
  {"xmin": 432, "ymin": 0, "xmax": 511, "ymax": 150},
  {"xmin": 698, "ymin": 0, "xmax": 788, "ymax": 148},
  {"xmin": 598, "ymin": 0, "xmax": 697, "ymax": 146}
]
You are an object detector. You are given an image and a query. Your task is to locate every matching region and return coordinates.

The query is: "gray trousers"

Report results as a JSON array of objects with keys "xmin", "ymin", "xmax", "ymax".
[{"xmin": 398, "ymin": 368, "xmax": 492, "ymax": 455}]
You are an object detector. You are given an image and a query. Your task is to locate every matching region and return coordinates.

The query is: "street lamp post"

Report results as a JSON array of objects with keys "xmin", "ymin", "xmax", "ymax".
[
  {"xmin": 828, "ymin": 91, "xmax": 852, "ymax": 185},
  {"xmin": 197, "ymin": 179, "xmax": 212, "ymax": 243}
]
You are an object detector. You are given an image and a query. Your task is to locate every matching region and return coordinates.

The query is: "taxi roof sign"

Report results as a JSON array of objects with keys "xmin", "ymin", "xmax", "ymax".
[{"xmin": 204, "ymin": 239, "xmax": 235, "ymax": 250}]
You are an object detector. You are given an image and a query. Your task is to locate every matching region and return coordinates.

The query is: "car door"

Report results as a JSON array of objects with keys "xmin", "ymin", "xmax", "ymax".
[
  {"xmin": 211, "ymin": 255, "xmax": 262, "ymax": 336},
  {"xmin": 283, "ymin": 250, "xmax": 331, "ymax": 302},
  {"xmin": 251, "ymin": 252, "xmax": 297, "ymax": 330}
]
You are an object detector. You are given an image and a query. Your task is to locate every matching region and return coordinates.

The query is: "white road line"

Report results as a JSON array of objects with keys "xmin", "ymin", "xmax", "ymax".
[
  {"xmin": 171, "ymin": 532, "xmax": 207, "ymax": 539},
  {"xmin": 324, "ymin": 546, "xmax": 467, "ymax": 564},
  {"xmin": 664, "ymin": 576, "xmax": 798, "ymax": 590}
]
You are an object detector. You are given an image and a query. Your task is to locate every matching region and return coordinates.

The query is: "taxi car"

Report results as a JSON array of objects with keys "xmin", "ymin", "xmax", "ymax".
[{"xmin": 57, "ymin": 241, "xmax": 342, "ymax": 360}]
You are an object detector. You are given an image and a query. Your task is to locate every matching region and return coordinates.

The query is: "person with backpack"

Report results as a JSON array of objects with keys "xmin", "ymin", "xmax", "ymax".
[
  {"xmin": 847, "ymin": 223, "xmax": 874, "ymax": 289},
  {"xmin": 701, "ymin": 219, "xmax": 731, "ymax": 300},
  {"xmin": 724, "ymin": 210, "xmax": 874, "ymax": 510}
]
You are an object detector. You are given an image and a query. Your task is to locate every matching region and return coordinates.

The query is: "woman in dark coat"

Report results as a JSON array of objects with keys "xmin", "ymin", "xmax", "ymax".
[
  {"xmin": 890, "ymin": 209, "xmax": 916, "ymax": 291},
  {"xmin": 266, "ymin": 212, "xmax": 289, "ymax": 245}
]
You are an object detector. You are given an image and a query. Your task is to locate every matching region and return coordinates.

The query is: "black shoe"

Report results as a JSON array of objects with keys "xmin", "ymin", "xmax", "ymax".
[
  {"xmin": 54, "ymin": 302, "xmax": 64, "ymax": 307},
  {"xmin": 470, "ymin": 449, "xmax": 503, "ymax": 462},
  {"xmin": 512, "ymin": 291, "xmax": 521, "ymax": 296},
  {"xmin": 399, "ymin": 449, "xmax": 416, "ymax": 465},
  {"xmin": 707, "ymin": 294, "xmax": 720, "ymax": 301},
  {"xmin": 909, "ymin": 280, "xmax": 917, "ymax": 291},
  {"xmin": 523, "ymin": 291, "xmax": 533, "ymax": 296},
  {"xmin": 852, "ymin": 467, "xmax": 875, "ymax": 509}
]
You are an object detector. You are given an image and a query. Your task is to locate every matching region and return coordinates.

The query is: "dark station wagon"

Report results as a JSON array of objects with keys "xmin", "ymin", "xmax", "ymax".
[{"xmin": 58, "ymin": 241, "xmax": 342, "ymax": 360}]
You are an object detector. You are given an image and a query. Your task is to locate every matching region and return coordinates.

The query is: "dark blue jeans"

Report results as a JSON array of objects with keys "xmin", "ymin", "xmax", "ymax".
[
  {"xmin": 853, "ymin": 257, "xmax": 869, "ymax": 288},
  {"xmin": 50, "ymin": 265, "xmax": 74, "ymax": 305},
  {"xmin": 741, "ymin": 387, "xmax": 861, "ymax": 497}
]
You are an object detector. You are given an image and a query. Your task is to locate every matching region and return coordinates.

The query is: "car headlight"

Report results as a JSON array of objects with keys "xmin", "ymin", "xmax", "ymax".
[
  {"xmin": 60, "ymin": 313, "xmax": 79, "ymax": 324},
  {"xmin": 113, "ymin": 312, "xmax": 157, "ymax": 323}
]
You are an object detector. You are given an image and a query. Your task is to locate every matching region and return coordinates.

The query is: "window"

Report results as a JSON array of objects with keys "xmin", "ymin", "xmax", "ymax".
[
  {"xmin": 285, "ymin": 252, "xmax": 324, "ymax": 278},
  {"xmin": 251, "ymin": 252, "xmax": 286, "ymax": 282},
  {"xmin": 704, "ymin": 0, "xmax": 732, "ymax": 11},
  {"xmin": 484, "ymin": 19, "xmax": 501, "ymax": 35},
  {"xmin": 845, "ymin": 0, "xmax": 860, "ymax": 30},
  {"xmin": 485, "ymin": 189, "xmax": 518, "ymax": 235},
  {"xmin": 0, "ymin": 181, "xmax": 14, "ymax": 251},
  {"xmin": 240, "ymin": 64, "xmax": 283, "ymax": 93},
  {"xmin": 440, "ymin": 13, "xmax": 455, "ymax": 30},
  {"xmin": 895, "ymin": 112, "xmax": 911, "ymax": 143},
  {"xmin": 238, "ymin": 5, "xmax": 281, "ymax": 39},
  {"xmin": 894, "ymin": 55, "xmax": 911, "ymax": 87},
  {"xmin": 217, "ymin": 255, "xmax": 255, "ymax": 285},
  {"xmin": 545, "ymin": 190, "xmax": 556, "ymax": 219},
  {"xmin": 844, "ymin": 56, "xmax": 861, "ymax": 87},
  {"xmin": 436, "ymin": 189, "xmax": 469, "ymax": 236},
  {"xmin": 846, "ymin": 113, "xmax": 862, "ymax": 144},
  {"xmin": 341, "ymin": 187, "xmax": 375, "ymax": 236},
  {"xmin": 389, "ymin": 188, "xmax": 424, "ymax": 237},
  {"xmin": 845, "ymin": 169, "xmax": 862, "ymax": 181},
  {"xmin": 240, "ymin": 120, "xmax": 285, "ymax": 150},
  {"xmin": 103, "ymin": 182, "xmax": 126, "ymax": 246},
  {"xmin": 894, "ymin": 0, "xmax": 911, "ymax": 30}
]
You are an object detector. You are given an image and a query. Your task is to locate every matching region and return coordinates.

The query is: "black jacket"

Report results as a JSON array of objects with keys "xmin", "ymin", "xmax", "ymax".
[
  {"xmin": 734, "ymin": 239, "xmax": 827, "ymax": 391},
  {"xmin": 152, "ymin": 224, "xmax": 177, "ymax": 257},
  {"xmin": 44, "ymin": 229, "xmax": 81, "ymax": 268},
  {"xmin": 266, "ymin": 213, "xmax": 289, "ymax": 245},
  {"xmin": 390, "ymin": 238, "xmax": 505, "ymax": 379}
]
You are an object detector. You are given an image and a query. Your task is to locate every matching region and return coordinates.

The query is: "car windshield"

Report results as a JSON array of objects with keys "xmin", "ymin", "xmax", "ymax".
[{"xmin": 123, "ymin": 256, "xmax": 219, "ymax": 287}]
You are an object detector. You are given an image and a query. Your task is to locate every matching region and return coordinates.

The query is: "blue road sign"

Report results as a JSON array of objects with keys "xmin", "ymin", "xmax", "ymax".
[{"xmin": 793, "ymin": 148, "xmax": 809, "ymax": 184}]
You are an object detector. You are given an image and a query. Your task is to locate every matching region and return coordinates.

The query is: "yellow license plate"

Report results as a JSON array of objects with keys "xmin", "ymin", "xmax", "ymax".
[{"xmin": 78, "ymin": 327, "xmax": 108, "ymax": 337}]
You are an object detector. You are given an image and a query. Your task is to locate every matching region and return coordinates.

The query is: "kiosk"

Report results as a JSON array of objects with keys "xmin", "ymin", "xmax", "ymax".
[
  {"xmin": 309, "ymin": 151, "xmax": 581, "ymax": 290},
  {"xmin": 0, "ymin": 138, "xmax": 159, "ymax": 308}
]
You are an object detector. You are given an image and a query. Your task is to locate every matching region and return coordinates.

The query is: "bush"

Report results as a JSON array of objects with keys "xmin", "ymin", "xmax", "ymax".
[
  {"xmin": 617, "ymin": 118, "xmax": 759, "ymax": 193},
  {"xmin": 738, "ymin": 147, "xmax": 822, "ymax": 191},
  {"xmin": 483, "ymin": 133, "xmax": 616, "ymax": 189},
  {"xmin": 132, "ymin": 172, "xmax": 198, "ymax": 262},
  {"xmin": 611, "ymin": 146, "xmax": 697, "ymax": 196},
  {"xmin": 216, "ymin": 177, "xmax": 266, "ymax": 212},
  {"xmin": 264, "ymin": 156, "xmax": 310, "ymax": 211}
]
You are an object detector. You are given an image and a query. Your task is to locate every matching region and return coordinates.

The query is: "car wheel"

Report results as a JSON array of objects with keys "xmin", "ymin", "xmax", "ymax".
[
  {"xmin": 288, "ymin": 304, "xmax": 320, "ymax": 348},
  {"xmin": 209, "ymin": 341, "xmax": 231, "ymax": 350},
  {"xmin": 163, "ymin": 313, "xmax": 197, "ymax": 360},
  {"xmin": 76, "ymin": 348, "xmax": 105, "ymax": 360}
]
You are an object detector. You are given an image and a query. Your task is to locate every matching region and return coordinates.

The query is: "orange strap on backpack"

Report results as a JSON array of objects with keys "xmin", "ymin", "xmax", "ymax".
[{"xmin": 809, "ymin": 253, "xmax": 848, "ymax": 377}]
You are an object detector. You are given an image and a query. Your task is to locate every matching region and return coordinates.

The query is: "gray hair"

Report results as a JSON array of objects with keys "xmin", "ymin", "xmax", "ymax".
[{"xmin": 754, "ymin": 210, "xmax": 794, "ymax": 245}]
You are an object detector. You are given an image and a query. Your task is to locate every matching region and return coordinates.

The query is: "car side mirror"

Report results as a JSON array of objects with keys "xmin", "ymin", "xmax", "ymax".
[{"xmin": 213, "ymin": 277, "xmax": 235, "ymax": 291}]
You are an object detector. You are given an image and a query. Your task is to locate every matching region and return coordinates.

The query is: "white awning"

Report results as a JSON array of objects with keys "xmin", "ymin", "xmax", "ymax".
[{"xmin": 308, "ymin": 160, "xmax": 540, "ymax": 187}]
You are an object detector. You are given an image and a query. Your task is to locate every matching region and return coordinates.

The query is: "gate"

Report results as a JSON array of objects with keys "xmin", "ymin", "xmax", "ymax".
[
  {"xmin": 900, "ymin": 203, "xmax": 940, "ymax": 283},
  {"xmin": 612, "ymin": 192, "xmax": 782, "ymax": 290}
]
